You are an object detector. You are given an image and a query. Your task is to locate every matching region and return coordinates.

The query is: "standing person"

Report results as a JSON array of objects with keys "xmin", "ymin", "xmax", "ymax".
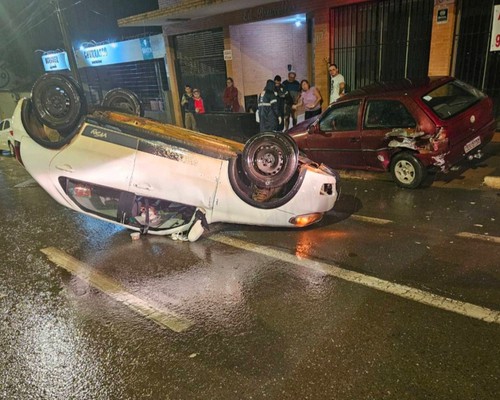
[
  {"xmin": 222, "ymin": 77, "xmax": 240, "ymax": 112},
  {"xmin": 274, "ymin": 75, "xmax": 286, "ymax": 131},
  {"xmin": 293, "ymin": 79, "xmax": 323, "ymax": 120},
  {"xmin": 181, "ymin": 84, "xmax": 197, "ymax": 130},
  {"xmin": 282, "ymin": 70, "xmax": 301, "ymax": 130},
  {"xmin": 193, "ymin": 88, "xmax": 205, "ymax": 114},
  {"xmin": 257, "ymin": 79, "xmax": 280, "ymax": 132},
  {"xmin": 328, "ymin": 63, "xmax": 345, "ymax": 103}
]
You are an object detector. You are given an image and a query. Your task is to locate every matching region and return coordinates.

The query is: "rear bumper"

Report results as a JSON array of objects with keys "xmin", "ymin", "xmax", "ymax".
[{"xmin": 416, "ymin": 121, "xmax": 495, "ymax": 170}]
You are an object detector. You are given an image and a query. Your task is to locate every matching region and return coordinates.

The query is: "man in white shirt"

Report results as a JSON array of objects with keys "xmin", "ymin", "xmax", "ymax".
[{"xmin": 329, "ymin": 64, "xmax": 345, "ymax": 103}]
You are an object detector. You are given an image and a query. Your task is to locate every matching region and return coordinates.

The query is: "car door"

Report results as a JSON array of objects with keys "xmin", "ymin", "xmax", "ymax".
[
  {"xmin": 304, "ymin": 100, "xmax": 363, "ymax": 169},
  {"xmin": 130, "ymin": 138, "xmax": 223, "ymax": 210},
  {"xmin": 361, "ymin": 99, "xmax": 417, "ymax": 169},
  {"xmin": 49, "ymin": 123, "xmax": 137, "ymax": 193}
]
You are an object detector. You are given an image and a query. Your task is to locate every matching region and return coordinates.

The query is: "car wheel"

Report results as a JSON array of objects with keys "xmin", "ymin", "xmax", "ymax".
[
  {"xmin": 31, "ymin": 73, "xmax": 86, "ymax": 131},
  {"xmin": 102, "ymin": 88, "xmax": 143, "ymax": 117},
  {"xmin": 8, "ymin": 141, "xmax": 14, "ymax": 156},
  {"xmin": 391, "ymin": 152, "xmax": 426, "ymax": 189},
  {"xmin": 242, "ymin": 132, "xmax": 298, "ymax": 188}
]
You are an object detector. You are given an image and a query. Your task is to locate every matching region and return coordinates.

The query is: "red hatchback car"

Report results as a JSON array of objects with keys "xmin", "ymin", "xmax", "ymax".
[{"xmin": 287, "ymin": 76, "xmax": 496, "ymax": 188}]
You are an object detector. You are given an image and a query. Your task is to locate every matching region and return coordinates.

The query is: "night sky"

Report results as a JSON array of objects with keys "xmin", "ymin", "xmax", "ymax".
[{"xmin": 0, "ymin": 0, "xmax": 161, "ymax": 90}]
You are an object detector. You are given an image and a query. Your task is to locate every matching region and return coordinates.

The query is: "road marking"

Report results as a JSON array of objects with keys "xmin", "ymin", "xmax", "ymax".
[
  {"xmin": 456, "ymin": 232, "xmax": 500, "ymax": 244},
  {"xmin": 209, "ymin": 234, "xmax": 500, "ymax": 325},
  {"xmin": 14, "ymin": 178, "xmax": 38, "ymax": 188},
  {"xmin": 351, "ymin": 214, "xmax": 393, "ymax": 225},
  {"xmin": 40, "ymin": 247, "xmax": 193, "ymax": 333}
]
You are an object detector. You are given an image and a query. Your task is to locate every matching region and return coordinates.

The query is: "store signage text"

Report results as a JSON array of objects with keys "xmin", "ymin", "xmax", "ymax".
[
  {"xmin": 74, "ymin": 34, "xmax": 166, "ymax": 68},
  {"xmin": 243, "ymin": 1, "xmax": 298, "ymax": 23},
  {"xmin": 42, "ymin": 51, "xmax": 70, "ymax": 71}
]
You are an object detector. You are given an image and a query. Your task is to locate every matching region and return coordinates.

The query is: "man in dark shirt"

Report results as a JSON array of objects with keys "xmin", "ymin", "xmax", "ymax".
[
  {"xmin": 180, "ymin": 84, "xmax": 197, "ymax": 130},
  {"xmin": 282, "ymin": 71, "xmax": 300, "ymax": 130},
  {"xmin": 274, "ymin": 75, "xmax": 286, "ymax": 132}
]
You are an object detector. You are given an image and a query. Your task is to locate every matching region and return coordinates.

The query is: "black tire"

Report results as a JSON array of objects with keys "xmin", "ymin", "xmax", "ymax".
[
  {"xmin": 242, "ymin": 132, "xmax": 299, "ymax": 188},
  {"xmin": 102, "ymin": 88, "xmax": 143, "ymax": 117},
  {"xmin": 31, "ymin": 73, "xmax": 86, "ymax": 131},
  {"xmin": 391, "ymin": 152, "xmax": 427, "ymax": 189},
  {"xmin": 8, "ymin": 141, "xmax": 14, "ymax": 156}
]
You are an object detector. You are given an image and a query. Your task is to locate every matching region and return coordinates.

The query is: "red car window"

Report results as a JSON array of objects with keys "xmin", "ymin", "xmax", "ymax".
[
  {"xmin": 364, "ymin": 100, "xmax": 416, "ymax": 129},
  {"xmin": 319, "ymin": 100, "xmax": 360, "ymax": 132}
]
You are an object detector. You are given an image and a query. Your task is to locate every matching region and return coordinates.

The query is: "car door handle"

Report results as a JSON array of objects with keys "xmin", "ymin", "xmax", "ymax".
[
  {"xmin": 55, "ymin": 164, "xmax": 74, "ymax": 173},
  {"xmin": 133, "ymin": 183, "xmax": 152, "ymax": 191},
  {"xmin": 350, "ymin": 137, "xmax": 360, "ymax": 143}
]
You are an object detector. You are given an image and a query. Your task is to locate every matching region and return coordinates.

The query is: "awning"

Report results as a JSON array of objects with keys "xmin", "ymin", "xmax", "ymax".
[{"xmin": 118, "ymin": 0, "xmax": 279, "ymax": 28}]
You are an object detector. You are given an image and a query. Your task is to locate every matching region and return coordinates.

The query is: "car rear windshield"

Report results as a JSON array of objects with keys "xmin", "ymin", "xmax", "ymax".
[{"xmin": 421, "ymin": 80, "xmax": 486, "ymax": 120}]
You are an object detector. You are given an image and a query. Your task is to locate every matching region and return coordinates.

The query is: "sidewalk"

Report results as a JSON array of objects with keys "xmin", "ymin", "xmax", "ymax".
[
  {"xmin": 338, "ymin": 132, "xmax": 500, "ymax": 190},
  {"xmin": 482, "ymin": 132, "xmax": 500, "ymax": 189}
]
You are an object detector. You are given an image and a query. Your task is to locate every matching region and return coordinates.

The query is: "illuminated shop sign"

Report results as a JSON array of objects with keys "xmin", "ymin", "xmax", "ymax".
[
  {"xmin": 75, "ymin": 34, "xmax": 165, "ymax": 68},
  {"xmin": 42, "ymin": 52, "xmax": 70, "ymax": 71}
]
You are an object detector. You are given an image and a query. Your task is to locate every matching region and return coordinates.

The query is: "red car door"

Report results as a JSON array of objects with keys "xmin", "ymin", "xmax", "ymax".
[
  {"xmin": 304, "ymin": 100, "xmax": 364, "ymax": 169},
  {"xmin": 361, "ymin": 99, "xmax": 418, "ymax": 170}
]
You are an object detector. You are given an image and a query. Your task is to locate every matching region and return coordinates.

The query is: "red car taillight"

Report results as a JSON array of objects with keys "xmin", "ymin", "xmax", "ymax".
[{"xmin": 9, "ymin": 130, "xmax": 13, "ymax": 136}]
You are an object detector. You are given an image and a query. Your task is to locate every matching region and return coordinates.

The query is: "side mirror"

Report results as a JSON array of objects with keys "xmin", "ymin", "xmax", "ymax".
[{"xmin": 307, "ymin": 121, "xmax": 319, "ymax": 135}]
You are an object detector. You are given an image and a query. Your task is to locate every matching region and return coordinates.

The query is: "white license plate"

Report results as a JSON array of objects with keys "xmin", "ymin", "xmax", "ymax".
[{"xmin": 464, "ymin": 136, "xmax": 481, "ymax": 153}]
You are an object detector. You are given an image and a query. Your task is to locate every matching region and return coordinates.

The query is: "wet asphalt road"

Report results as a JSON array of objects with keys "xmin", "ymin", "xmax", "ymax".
[{"xmin": 0, "ymin": 155, "xmax": 499, "ymax": 400}]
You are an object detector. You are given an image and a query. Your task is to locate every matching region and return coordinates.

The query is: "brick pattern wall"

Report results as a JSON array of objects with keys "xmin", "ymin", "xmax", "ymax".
[
  {"xmin": 312, "ymin": 8, "xmax": 330, "ymax": 110},
  {"xmin": 428, "ymin": 2, "xmax": 457, "ymax": 76}
]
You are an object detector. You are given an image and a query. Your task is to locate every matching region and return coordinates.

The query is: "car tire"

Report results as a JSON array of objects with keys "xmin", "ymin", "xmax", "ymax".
[
  {"xmin": 8, "ymin": 141, "xmax": 14, "ymax": 156},
  {"xmin": 102, "ymin": 88, "xmax": 143, "ymax": 117},
  {"xmin": 391, "ymin": 152, "xmax": 426, "ymax": 189},
  {"xmin": 31, "ymin": 73, "xmax": 86, "ymax": 131},
  {"xmin": 242, "ymin": 132, "xmax": 298, "ymax": 188}
]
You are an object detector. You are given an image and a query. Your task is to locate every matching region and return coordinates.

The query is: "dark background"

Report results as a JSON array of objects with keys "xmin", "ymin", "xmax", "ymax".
[{"xmin": 0, "ymin": 0, "xmax": 161, "ymax": 90}]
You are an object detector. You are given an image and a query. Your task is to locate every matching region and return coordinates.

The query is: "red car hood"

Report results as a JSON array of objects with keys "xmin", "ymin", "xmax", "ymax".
[{"xmin": 287, "ymin": 117, "xmax": 316, "ymax": 137}]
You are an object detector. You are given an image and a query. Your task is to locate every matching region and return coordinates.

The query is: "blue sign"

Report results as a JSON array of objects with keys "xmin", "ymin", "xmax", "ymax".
[
  {"xmin": 140, "ymin": 37, "xmax": 153, "ymax": 60},
  {"xmin": 75, "ymin": 34, "xmax": 165, "ymax": 68},
  {"xmin": 42, "ymin": 52, "xmax": 70, "ymax": 71}
]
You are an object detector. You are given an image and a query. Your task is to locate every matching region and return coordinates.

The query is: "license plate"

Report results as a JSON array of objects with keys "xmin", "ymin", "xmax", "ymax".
[{"xmin": 464, "ymin": 136, "xmax": 481, "ymax": 153}]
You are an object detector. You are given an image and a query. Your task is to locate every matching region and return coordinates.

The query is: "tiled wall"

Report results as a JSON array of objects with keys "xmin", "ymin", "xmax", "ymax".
[{"xmin": 228, "ymin": 21, "xmax": 308, "ymax": 104}]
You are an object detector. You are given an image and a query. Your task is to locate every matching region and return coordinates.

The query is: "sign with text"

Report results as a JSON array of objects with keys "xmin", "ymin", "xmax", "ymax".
[
  {"xmin": 436, "ymin": 7, "xmax": 448, "ymax": 24},
  {"xmin": 42, "ymin": 52, "xmax": 70, "ymax": 71},
  {"xmin": 75, "ymin": 34, "xmax": 166, "ymax": 68},
  {"xmin": 491, "ymin": 5, "xmax": 500, "ymax": 52}
]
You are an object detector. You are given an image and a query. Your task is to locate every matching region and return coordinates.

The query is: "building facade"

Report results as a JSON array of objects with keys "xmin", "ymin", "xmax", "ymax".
[{"xmin": 119, "ymin": 0, "xmax": 500, "ymax": 127}]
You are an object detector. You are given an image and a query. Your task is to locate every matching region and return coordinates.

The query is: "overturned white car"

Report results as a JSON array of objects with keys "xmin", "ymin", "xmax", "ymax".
[{"xmin": 11, "ymin": 74, "xmax": 339, "ymax": 241}]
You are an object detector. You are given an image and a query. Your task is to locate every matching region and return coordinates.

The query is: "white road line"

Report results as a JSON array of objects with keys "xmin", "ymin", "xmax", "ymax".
[
  {"xmin": 209, "ymin": 234, "xmax": 500, "ymax": 325},
  {"xmin": 14, "ymin": 178, "xmax": 38, "ymax": 188},
  {"xmin": 351, "ymin": 214, "xmax": 393, "ymax": 225},
  {"xmin": 40, "ymin": 247, "xmax": 193, "ymax": 333},
  {"xmin": 456, "ymin": 232, "xmax": 500, "ymax": 244}
]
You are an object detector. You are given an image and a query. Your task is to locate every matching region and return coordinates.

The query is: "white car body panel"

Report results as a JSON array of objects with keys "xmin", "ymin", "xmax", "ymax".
[{"xmin": 11, "ymin": 98, "xmax": 339, "ymax": 237}]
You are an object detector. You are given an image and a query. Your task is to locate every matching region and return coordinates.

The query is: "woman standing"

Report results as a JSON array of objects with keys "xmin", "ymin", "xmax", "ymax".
[
  {"xmin": 222, "ymin": 77, "xmax": 240, "ymax": 112},
  {"xmin": 294, "ymin": 79, "xmax": 323, "ymax": 120}
]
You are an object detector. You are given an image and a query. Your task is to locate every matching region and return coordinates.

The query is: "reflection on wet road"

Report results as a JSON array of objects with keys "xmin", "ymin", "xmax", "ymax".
[{"xmin": 1, "ymin": 156, "xmax": 499, "ymax": 399}]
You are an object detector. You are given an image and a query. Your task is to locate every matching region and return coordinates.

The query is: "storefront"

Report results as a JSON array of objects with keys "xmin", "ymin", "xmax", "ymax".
[
  {"xmin": 41, "ymin": 34, "xmax": 172, "ymax": 122},
  {"xmin": 114, "ymin": 0, "xmax": 499, "ymax": 126}
]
